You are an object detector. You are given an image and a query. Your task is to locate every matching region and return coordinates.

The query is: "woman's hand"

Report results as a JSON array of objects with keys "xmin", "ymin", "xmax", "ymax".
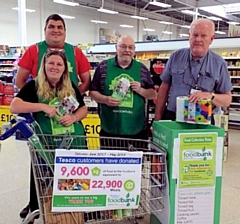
[
  {"xmin": 42, "ymin": 104, "xmax": 61, "ymax": 118},
  {"xmin": 58, "ymin": 114, "xmax": 76, "ymax": 126}
]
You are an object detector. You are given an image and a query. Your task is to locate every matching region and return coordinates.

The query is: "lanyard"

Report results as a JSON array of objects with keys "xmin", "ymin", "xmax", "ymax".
[{"xmin": 188, "ymin": 53, "xmax": 207, "ymax": 89}]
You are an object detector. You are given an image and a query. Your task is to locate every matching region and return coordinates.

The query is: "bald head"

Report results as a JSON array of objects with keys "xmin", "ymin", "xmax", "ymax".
[
  {"xmin": 117, "ymin": 35, "xmax": 135, "ymax": 46},
  {"xmin": 190, "ymin": 19, "xmax": 215, "ymax": 36}
]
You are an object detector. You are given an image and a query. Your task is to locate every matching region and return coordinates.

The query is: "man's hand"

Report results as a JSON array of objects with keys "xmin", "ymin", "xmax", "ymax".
[
  {"xmin": 105, "ymin": 96, "xmax": 120, "ymax": 107},
  {"xmin": 188, "ymin": 91, "xmax": 212, "ymax": 103},
  {"xmin": 130, "ymin": 81, "xmax": 141, "ymax": 94},
  {"xmin": 42, "ymin": 105, "xmax": 61, "ymax": 118}
]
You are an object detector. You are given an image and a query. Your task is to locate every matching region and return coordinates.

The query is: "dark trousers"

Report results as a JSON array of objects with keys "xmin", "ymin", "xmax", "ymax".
[
  {"xmin": 30, "ymin": 165, "xmax": 39, "ymax": 211},
  {"xmin": 162, "ymin": 108, "xmax": 176, "ymax": 121}
]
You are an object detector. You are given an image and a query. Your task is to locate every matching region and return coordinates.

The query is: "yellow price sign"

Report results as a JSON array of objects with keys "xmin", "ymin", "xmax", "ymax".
[
  {"xmin": 0, "ymin": 106, "xmax": 14, "ymax": 133},
  {"xmin": 82, "ymin": 114, "xmax": 101, "ymax": 150}
]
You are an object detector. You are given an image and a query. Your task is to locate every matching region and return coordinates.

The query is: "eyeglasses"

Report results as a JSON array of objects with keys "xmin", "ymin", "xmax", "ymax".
[
  {"xmin": 47, "ymin": 48, "xmax": 65, "ymax": 53},
  {"xmin": 117, "ymin": 44, "xmax": 135, "ymax": 51},
  {"xmin": 45, "ymin": 48, "xmax": 65, "ymax": 58}
]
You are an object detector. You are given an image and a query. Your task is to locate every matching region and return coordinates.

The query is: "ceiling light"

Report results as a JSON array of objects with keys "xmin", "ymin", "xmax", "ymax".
[
  {"xmin": 228, "ymin": 21, "xmax": 240, "ymax": 25},
  {"xmin": 207, "ymin": 16, "xmax": 222, "ymax": 21},
  {"xmin": 97, "ymin": 7, "xmax": 118, "ymax": 14},
  {"xmin": 215, "ymin": 30, "xmax": 226, "ymax": 34},
  {"xmin": 224, "ymin": 4, "xmax": 240, "ymax": 13},
  {"xmin": 180, "ymin": 33, "xmax": 189, "ymax": 37},
  {"xmin": 90, "ymin": 20, "xmax": 108, "ymax": 24},
  {"xmin": 12, "ymin": 7, "xmax": 35, "ymax": 12},
  {"xmin": 59, "ymin": 14, "xmax": 75, "ymax": 19},
  {"xmin": 120, "ymin": 24, "xmax": 134, "ymax": 28},
  {"xmin": 162, "ymin": 31, "xmax": 172, "ymax": 34},
  {"xmin": 143, "ymin": 28, "xmax": 155, "ymax": 32},
  {"xmin": 149, "ymin": 0, "xmax": 171, "ymax": 8},
  {"xmin": 181, "ymin": 25, "xmax": 190, "ymax": 29},
  {"xmin": 53, "ymin": 0, "xmax": 79, "ymax": 7},
  {"xmin": 159, "ymin": 21, "xmax": 173, "ymax": 25},
  {"xmin": 131, "ymin": 15, "xmax": 149, "ymax": 20},
  {"xmin": 181, "ymin": 10, "xmax": 199, "ymax": 15}
]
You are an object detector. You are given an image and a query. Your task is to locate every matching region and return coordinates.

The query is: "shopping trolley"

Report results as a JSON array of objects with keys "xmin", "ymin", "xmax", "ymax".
[{"xmin": 0, "ymin": 113, "xmax": 168, "ymax": 224}]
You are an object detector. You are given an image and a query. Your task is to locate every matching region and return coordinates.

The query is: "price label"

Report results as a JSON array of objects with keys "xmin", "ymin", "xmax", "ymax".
[
  {"xmin": 0, "ymin": 106, "xmax": 14, "ymax": 133},
  {"xmin": 84, "ymin": 124, "xmax": 100, "ymax": 135},
  {"xmin": 82, "ymin": 114, "xmax": 101, "ymax": 150},
  {"xmin": 52, "ymin": 149, "xmax": 143, "ymax": 212}
]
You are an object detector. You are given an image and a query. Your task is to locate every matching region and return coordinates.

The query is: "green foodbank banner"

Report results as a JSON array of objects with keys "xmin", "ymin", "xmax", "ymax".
[{"xmin": 179, "ymin": 133, "xmax": 217, "ymax": 188}]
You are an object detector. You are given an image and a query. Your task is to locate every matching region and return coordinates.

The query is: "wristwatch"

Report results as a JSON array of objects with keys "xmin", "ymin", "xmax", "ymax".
[{"xmin": 211, "ymin": 93, "xmax": 216, "ymax": 100}]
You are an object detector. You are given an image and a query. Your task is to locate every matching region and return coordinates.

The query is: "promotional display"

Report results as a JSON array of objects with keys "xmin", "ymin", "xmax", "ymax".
[
  {"xmin": 152, "ymin": 121, "xmax": 224, "ymax": 224},
  {"xmin": 52, "ymin": 149, "xmax": 143, "ymax": 212}
]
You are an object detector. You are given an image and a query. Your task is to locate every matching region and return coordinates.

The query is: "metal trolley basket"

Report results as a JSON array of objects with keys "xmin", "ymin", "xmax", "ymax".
[{"xmin": 0, "ymin": 114, "xmax": 168, "ymax": 224}]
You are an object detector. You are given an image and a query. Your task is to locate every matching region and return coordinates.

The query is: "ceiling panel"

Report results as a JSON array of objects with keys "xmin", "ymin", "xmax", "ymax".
[{"xmin": 74, "ymin": 0, "xmax": 240, "ymax": 34}]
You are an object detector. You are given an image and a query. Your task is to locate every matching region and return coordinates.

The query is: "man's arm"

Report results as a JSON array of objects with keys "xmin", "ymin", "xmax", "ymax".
[
  {"xmin": 188, "ymin": 91, "xmax": 232, "ymax": 107},
  {"xmin": 15, "ymin": 67, "xmax": 31, "ymax": 89},
  {"xmin": 78, "ymin": 71, "xmax": 91, "ymax": 94},
  {"xmin": 212, "ymin": 91, "xmax": 232, "ymax": 107},
  {"xmin": 75, "ymin": 47, "xmax": 91, "ymax": 94},
  {"xmin": 154, "ymin": 82, "xmax": 171, "ymax": 121}
]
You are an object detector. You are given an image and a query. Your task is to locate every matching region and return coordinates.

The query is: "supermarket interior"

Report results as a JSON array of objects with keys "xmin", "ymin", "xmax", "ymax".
[{"xmin": 1, "ymin": 0, "xmax": 240, "ymax": 224}]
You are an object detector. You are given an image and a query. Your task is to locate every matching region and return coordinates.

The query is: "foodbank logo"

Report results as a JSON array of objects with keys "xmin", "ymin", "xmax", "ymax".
[
  {"xmin": 107, "ymin": 193, "xmax": 135, "ymax": 207},
  {"xmin": 183, "ymin": 147, "xmax": 213, "ymax": 161}
]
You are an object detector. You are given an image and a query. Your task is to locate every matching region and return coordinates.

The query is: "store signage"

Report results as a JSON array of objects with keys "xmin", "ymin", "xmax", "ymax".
[
  {"xmin": 52, "ymin": 149, "xmax": 143, "ymax": 212},
  {"xmin": 174, "ymin": 133, "xmax": 217, "ymax": 224},
  {"xmin": 0, "ymin": 106, "xmax": 14, "ymax": 133}
]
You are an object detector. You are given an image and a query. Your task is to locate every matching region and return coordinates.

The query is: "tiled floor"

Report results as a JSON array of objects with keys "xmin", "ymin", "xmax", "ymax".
[{"xmin": 0, "ymin": 129, "xmax": 239, "ymax": 224}]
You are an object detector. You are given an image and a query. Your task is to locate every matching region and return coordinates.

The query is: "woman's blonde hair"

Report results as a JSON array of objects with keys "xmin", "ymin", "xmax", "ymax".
[{"xmin": 37, "ymin": 50, "xmax": 75, "ymax": 101}]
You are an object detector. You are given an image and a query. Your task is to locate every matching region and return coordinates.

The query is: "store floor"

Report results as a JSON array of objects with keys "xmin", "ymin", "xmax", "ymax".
[{"xmin": 0, "ymin": 129, "xmax": 239, "ymax": 224}]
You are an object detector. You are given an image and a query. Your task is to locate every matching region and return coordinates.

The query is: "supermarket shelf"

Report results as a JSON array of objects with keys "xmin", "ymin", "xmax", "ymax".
[
  {"xmin": 229, "ymin": 114, "xmax": 240, "ymax": 117},
  {"xmin": 232, "ymin": 94, "xmax": 240, "ymax": 97},
  {"xmin": 228, "ymin": 67, "xmax": 240, "ymax": 69},
  {"xmin": 230, "ymin": 76, "xmax": 240, "ymax": 78},
  {"xmin": 88, "ymin": 37, "xmax": 240, "ymax": 54},
  {"xmin": 0, "ymin": 70, "xmax": 13, "ymax": 72},
  {"xmin": 232, "ymin": 86, "xmax": 240, "ymax": 88},
  {"xmin": 0, "ymin": 57, "xmax": 18, "ymax": 60},
  {"xmin": 231, "ymin": 102, "xmax": 240, "ymax": 105},
  {"xmin": 224, "ymin": 57, "xmax": 240, "ymax": 60},
  {"xmin": 0, "ymin": 64, "xmax": 14, "ymax": 66},
  {"xmin": 229, "ymin": 121, "xmax": 240, "ymax": 125}
]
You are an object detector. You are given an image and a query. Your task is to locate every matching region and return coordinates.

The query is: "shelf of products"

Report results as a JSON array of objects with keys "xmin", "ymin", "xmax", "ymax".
[
  {"xmin": 225, "ymin": 57, "xmax": 240, "ymax": 127},
  {"xmin": 0, "ymin": 56, "xmax": 19, "ymax": 106}
]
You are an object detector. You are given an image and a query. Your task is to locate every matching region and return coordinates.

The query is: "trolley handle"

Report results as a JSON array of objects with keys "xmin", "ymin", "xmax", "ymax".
[
  {"xmin": 17, "ymin": 113, "xmax": 36, "ymax": 124},
  {"xmin": 0, "ymin": 113, "xmax": 35, "ymax": 141}
]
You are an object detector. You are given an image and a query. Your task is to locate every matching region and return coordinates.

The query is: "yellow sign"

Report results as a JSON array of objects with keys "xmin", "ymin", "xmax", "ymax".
[
  {"xmin": 0, "ymin": 106, "xmax": 14, "ymax": 133},
  {"xmin": 82, "ymin": 114, "xmax": 101, "ymax": 150}
]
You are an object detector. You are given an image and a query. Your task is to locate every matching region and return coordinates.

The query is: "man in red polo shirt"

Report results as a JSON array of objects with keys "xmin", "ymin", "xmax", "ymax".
[
  {"xmin": 16, "ymin": 14, "xmax": 91, "ymax": 93},
  {"xmin": 17, "ymin": 14, "xmax": 91, "ymax": 222}
]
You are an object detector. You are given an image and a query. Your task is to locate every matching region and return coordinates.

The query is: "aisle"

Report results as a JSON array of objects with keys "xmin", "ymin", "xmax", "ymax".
[
  {"xmin": 0, "ymin": 131, "xmax": 239, "ymax": 224},
  {"xmin": 220, "ymin": 129, "xmax": 240, "ymax": 224}
]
